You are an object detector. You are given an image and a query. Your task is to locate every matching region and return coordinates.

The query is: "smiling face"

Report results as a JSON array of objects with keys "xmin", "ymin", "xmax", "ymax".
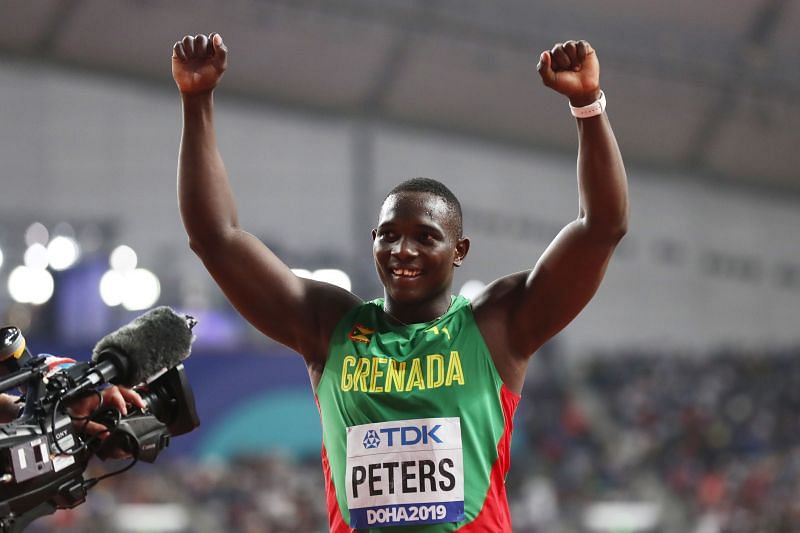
[{"xmin": 372, "ymin": 191, "xmax": 469, "ymax": 320}]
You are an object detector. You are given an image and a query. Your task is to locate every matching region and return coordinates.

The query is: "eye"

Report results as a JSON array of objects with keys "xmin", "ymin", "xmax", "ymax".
[
  {"xmin": 378, "ymin": 230, "xmax": 398, "ymax": 242},
  {"xmin": 418, "ymin": 232, "xmax": 437, "ymax": 244}
]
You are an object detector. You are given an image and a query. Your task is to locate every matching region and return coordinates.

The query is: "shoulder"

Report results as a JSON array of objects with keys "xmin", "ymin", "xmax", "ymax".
[
  {"xmin": 470, "ymin": 271, "xmax": 530, "ymax": 325},
  {"xmin": 468, "ymin": 271, "xmax": 535, "ymax": 392},
  {"xmin": 301, "ymin": 282, "xmax": 364, "ymax": 363},
  {"xmin": 327, "ymin": 296, "xmax": 381, "ymax": 336},
  {"xmin": 466, "ymin": 272, "xmax": 530, "ymax": 355},
  {"xmin": 471, "ymin": 273, "xmax": 525, "ymax": 341}
]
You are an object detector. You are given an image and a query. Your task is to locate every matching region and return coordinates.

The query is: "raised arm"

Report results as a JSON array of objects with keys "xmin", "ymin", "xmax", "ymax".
[
  {"xmin": 173, "ymin": 34, "xmax": 359, "ymax": 372},
  {"xmin": 474, "ymin": 41, "xmax": 628, "ymax": 391}
]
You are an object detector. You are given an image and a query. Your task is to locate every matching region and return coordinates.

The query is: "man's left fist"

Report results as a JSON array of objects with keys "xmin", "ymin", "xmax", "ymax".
[{"xmin": 537, "ymin": 40, "xmax": 601, "ymax": 107}]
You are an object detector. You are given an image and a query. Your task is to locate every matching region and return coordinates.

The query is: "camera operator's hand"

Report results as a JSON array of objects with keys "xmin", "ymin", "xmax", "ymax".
[
  {"xmin": 0, "ymin": 393, "xmax": 21, "ymax": 423},
  {"xmin": 68, "ymin": 385, "xmax": 145, "ymax": 440}
]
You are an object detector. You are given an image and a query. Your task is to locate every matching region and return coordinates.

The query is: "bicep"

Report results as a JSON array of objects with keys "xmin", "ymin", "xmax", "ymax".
[
  {"xmin": 479, "ymin": 220, "xmax": 619, "ymax": 359},
  {"xmin": 195, "ymin": 229, "xmax": 359, "ymax": 356},
  {"xmin": 518, "ymin": 220, "xmax": 618, "ymax": 352}
]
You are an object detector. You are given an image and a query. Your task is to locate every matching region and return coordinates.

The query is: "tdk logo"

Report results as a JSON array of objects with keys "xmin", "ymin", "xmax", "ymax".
[
  {"xmin": 379, "ymin": 424, "xmax": 442, "ymax": 447},
  {"xmin": 363, "ymin": 430, "xmax": 381, "ymax": 449}
]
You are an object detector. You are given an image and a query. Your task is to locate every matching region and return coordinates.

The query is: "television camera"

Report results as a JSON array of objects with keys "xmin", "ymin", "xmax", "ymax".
[{"xmin": 0, "ymin": 307, "xmax": 200, "ymax": 532}]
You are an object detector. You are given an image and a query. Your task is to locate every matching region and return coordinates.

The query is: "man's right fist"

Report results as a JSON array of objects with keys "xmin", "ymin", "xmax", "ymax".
[{"xmin": 172, "ymin": 33, "xmax": 228, "ymax": 95}]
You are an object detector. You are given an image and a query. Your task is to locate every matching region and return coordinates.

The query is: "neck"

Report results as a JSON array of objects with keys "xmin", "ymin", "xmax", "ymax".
[{"xmin": 382, "ymin": 292, "xmax": 453, "ymax": 325}]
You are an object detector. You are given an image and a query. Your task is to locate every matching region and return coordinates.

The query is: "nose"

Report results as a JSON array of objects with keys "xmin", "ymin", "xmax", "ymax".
[{"xmin": 391, "ymin": 236, "xmax": 418, "ymax": 259}]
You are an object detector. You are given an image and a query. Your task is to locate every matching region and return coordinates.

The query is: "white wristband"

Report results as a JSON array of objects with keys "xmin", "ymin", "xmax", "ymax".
[{"xmin": 569, "ymin": 91, "xmax": 606, "ymax": 118}]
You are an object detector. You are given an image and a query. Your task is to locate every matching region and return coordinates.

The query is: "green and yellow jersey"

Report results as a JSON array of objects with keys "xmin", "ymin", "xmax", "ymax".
[{"xmin": 316, "ymin": 295, "xmax": 520, "ymax": 532}]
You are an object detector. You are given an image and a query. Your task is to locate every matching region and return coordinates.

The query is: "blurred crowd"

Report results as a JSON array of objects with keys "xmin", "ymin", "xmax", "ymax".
[
  {"xmin": 512, "ymin": 348, "xmax": 800, "ymax": 532},
  {"xmin": 583, "ymin": 349, "xmax": 800, "ymax": 533},
  {"xmin": 28, "ymin": 455, "xmax": 328, "ymax": 533},
  {"xmin": 25, "ymin": 346, "xmax": 800, "ymax": 533}
]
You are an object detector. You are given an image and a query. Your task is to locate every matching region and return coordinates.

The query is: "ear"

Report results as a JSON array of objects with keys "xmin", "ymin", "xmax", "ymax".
[
  {"xmin": 453, "ymin": 237, "xmax": 470, "ymax": 267},
  {"xmin": 371, "ymin": 228, "xmax": 377, "ymax": 241}
]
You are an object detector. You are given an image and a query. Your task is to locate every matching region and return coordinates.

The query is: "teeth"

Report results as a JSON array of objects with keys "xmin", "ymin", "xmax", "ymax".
[{"xmin": 393, "ymin": 268, "xmax": 420, "ymax": 277}]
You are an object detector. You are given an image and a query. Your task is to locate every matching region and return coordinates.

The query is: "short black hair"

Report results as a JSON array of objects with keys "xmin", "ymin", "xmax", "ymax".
[{"xmin": 385, "ymin": 177, "xmax": 463, "ymax": 237}]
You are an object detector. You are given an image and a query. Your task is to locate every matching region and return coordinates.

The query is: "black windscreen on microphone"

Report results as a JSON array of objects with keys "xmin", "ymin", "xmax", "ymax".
[{"xmin": 91, "ymin": 306, "xmax": 194, "ymax": 387}]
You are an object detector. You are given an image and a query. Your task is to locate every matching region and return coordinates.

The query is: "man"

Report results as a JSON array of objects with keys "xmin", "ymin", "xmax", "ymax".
[{"xmin": 173, "ymin": 33, "xmax": 627, "ymax": 532}]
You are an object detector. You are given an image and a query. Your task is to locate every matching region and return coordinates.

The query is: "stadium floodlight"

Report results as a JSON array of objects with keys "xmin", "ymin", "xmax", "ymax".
[
  {"xmin": 24, "ymin": 222, "xmax": 49, "ymax": 247},
  {"xmin": 312, "ymin": 269, "xmax": 352, "ymax": 292},
  {"xmin": 8, "ymin": 265, "xmax": 55, "ymax": 305},
  {"xmin": 459, "ymin": 279, "xmax": 485, "ymax": 301},
  {"xmin": 23, "ymin": 244, "xmax": 48, "ymax": 270},
  {"xmin": 121, "ymin": 269, "xmax": 161, "ymax": 311},
  {"xmin": 47, "ymin": 235, "xmax": 80, "ymax": 270},
  {"xmin": 99, "ymin": 268, "xmax": 161, "ymax": 310},
  {"xmin": 110, "ymin": 245, "xmax": 138, "ymax": 272}
]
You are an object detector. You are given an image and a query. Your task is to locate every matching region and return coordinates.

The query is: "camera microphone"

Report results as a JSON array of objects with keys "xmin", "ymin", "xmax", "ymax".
[{"xmin": 64, "ymin": 307, "xmax": 195, "ymax": 398}]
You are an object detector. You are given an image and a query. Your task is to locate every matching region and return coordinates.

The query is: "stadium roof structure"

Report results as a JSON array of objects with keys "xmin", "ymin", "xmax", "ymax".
[{"xmin": 1, "ymin": 0, "xmax": 799, "ymax": 194}]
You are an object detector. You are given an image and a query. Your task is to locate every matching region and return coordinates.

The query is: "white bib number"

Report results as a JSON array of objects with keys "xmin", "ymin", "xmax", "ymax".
[{"xmin": 345, "ymin": 417, "xmax": 464, "ymax": 528}]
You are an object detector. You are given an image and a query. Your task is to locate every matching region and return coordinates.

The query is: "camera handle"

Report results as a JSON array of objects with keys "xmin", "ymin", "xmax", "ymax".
[
  {"xmin": 0, "ymin": 462, "xmax": 89, "ymax": 533},
  {"xmin": 0, "ymin": 500, "xmax": 56, "ymax": 533}
]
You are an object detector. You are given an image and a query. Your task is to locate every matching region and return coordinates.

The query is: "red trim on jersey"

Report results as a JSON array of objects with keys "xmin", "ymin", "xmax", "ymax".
[
  {"xmin": 315, "ymin": 395, "xmax": 353, "ymax": 533},
  {"xmin": 321, "ymin": 443, "xmax": 353, "ymax": 532},
  {"xmin": 459, "ymin": 384, "xmax": 521, "ymax": 532}
]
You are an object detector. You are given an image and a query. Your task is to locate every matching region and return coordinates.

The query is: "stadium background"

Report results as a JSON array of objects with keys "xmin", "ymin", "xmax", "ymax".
[{"xmin": 0, "ymin": 1, "xmax": 798, "ymax": 531}]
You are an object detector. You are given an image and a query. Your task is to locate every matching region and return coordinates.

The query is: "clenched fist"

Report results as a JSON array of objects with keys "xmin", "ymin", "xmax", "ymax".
[
  {"xmin": 537, "ymin": 40, "xmax": 600, "ymax": 107},
  {"xmin": 172, "ymin": 33, "xmax": 228, "ymax": 95}
]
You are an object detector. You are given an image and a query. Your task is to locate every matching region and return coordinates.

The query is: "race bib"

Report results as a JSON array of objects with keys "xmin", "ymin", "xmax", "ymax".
[{"xmin": 345, "ymin": 417, "xmax": 465, "ymax": 528}]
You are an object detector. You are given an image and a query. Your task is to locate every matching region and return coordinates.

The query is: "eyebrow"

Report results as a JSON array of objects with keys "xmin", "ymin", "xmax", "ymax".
[
  {"xmin": 377, "ymin": 222, "xmax": 445, "ymax": 236},
  {"xmin": 417, "ymin": 224, "xmax": 445, "ymax": 237}
]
